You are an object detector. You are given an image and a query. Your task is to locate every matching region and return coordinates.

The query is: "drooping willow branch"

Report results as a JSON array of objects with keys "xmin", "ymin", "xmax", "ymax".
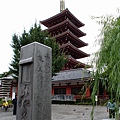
[{"xmin": 90, "ymin": 12, "xmax": 120, "ymax": 120}]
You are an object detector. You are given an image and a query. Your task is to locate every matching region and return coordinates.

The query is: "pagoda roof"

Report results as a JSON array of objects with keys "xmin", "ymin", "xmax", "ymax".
[
  {"xmin": 48, "ymin": 19, "xmax": 86, "ymax": 37},
  {"xmin": 52, "ymin": 68, "xmax": 91, "ymax": 83},
  {"xmin": 60, "ymin": 42, "xmax": 90, "ymax": 59},
  {"xmin": 40, "ymin": 8, "xmax": 84, "ymax": 28},
  {"xmin": 54, "ymin": 30, "xmax": 88, "ymax": 48},
  {"xmin": 68, "ymin": 56, "xmax": 91, "ymax": 68}
]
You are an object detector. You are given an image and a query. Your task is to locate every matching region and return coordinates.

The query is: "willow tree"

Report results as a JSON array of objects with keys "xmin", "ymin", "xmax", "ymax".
[{"xmin": 91, "ymin": 15, "xmax": 120, "ymax": 119}]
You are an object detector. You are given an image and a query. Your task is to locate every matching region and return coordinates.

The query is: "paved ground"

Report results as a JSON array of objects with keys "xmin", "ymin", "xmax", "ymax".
[{"xmin": 0, "ymin": 104, "xmax": 112, "ymax": 120}]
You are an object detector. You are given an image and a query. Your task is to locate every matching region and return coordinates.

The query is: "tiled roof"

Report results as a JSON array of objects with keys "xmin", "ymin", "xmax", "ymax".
[
  {"xmin": 54, "ymin": 30, "xmax": 88, "ymax": 48},
  {"xmin": 60, "ymin": 42, "xmax": 90, "ymax": 59},
  {"xmin": 40, "ymin": 8, "xmax": 84, "ymax": 28},
  {"xmin": 52, "ymin": 68, "xmax": 91, "ymax": 81}
]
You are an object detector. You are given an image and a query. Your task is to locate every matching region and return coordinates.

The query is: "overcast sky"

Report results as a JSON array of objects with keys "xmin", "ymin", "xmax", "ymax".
[{"xmin": 0, "ymin": 0, "xmax": 119, "ymax": 73}]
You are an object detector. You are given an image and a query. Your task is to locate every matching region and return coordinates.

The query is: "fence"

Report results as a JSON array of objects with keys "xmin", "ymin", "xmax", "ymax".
[{"xmin": 52, "ymin": 94, "xmax": 74, "ymax": 101}]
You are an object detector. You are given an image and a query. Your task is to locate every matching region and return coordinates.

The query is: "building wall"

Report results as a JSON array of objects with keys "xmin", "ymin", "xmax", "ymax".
[{"xmin": 52, "ymin": 84, "xmax": 91, "ymax": 100}]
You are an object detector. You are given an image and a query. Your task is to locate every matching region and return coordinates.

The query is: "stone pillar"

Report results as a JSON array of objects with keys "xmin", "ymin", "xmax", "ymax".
[{"xmin": 16, "ymin": 42, "xmax": 52, "ymax": 120}]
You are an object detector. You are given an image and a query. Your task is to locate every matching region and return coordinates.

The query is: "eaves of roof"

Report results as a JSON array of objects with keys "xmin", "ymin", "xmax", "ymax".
[
  {"xmin": 40, "ymin": 8, "xmax": 84, "ymax": 28},
  {"xmin": 48, "ymin": 19, "xmax": 86, "ymax": 37},
  {"xmin": 54, "ymin": 30, "xmax": 88, "ymax": 48},
  {"xmin": 68, "ymin": 56, "xmax": 90, "ymax": 67},
  {"xmin": 60, "ymin": 42, "xmax": 90, "ymax": 58}
]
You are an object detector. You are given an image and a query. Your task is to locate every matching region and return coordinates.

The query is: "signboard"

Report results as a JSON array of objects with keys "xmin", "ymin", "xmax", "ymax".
[{"xmin": 95, "ymin": 95, "xmax": 98, "ymax": 101}]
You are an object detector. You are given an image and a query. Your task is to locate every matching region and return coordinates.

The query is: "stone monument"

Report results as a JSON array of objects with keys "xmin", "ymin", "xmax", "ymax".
[{"xmin": 16, "ymin": 42, "xmax": 52, "ymax": 120}]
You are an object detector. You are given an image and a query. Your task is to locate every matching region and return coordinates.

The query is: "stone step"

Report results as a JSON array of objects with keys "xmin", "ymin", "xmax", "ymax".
[{"xmin": 102, "ymin": 118, "xmax": 115, "ymax": 120}]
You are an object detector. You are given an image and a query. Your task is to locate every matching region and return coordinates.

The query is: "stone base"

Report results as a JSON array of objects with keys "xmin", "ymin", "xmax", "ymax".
[{"xmin": 102, "ymin": 114, "xmax": 120, "ymax": 120}]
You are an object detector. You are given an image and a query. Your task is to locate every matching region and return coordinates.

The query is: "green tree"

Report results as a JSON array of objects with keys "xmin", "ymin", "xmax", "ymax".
[
  {"xmin": 9, "ymin": 23, "xmax": 67, "ymax": 80},
  {"xmin": 9, "ymin": 35, "xmax": 20, "ymax": 80},
  {"xmin": 0, "ymin": 71, "xmax": 11, "ymax": 78},
  {"xmin": 91, "ymin": 15, "xmax": 120, "ymax": 119}
]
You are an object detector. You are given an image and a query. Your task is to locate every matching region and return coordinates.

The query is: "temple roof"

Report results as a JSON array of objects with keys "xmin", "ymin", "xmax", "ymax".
[
  {"xmin": 48, "ymin": 19, "xmax": 86, "ymax": 37},
  {"xmin": 60, "ymin": 42, "xmax": 90, "ymax": 59},
  {"xmin": 52, "ymin": 68, "xmax": 91, "ymax": 82},
  {"xmin": 0, "ymin": 74, "xmax": 16, "ymax": 84},
  {"xmin": 40, "ymin": 8, "xmax": 84, "ymax": 28},
  {"xmin": 54, "ymin": 30, "xmax": 88, "ymax": 48},
  {"xmin": 67, "ymin": 56, "xmax": 91, "ymax": 68}
]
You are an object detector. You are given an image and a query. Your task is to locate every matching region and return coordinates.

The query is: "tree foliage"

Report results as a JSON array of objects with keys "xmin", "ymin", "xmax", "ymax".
[
  {"xmin": 9, "ymin": 23, "xmax": 67, "ymax": 80},
  {"xmin": 91, "ymin": 14, "xmax": 120, "ymax": 119},
  {"xmin": 0, "ymin": 71, "xmax": 11, "ymax": 78}
]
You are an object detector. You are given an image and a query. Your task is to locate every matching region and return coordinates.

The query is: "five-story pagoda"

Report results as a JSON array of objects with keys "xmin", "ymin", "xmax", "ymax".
[
  {"xmin": 40, "ymin": 0, "xmax": 91, "ymax": 100},
  {"xmin": 40, "ymin": 1, "xmax": 90, "ymax": 70}
]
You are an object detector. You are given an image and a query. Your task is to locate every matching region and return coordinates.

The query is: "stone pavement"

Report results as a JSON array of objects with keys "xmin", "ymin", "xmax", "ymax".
[
  {"xmin": 0, "ymin": 108, "xmax": 16, "ymax": 120},
  {"xmin": 0, "ymin": 105, "xmax": 113, "ymax": 120}
]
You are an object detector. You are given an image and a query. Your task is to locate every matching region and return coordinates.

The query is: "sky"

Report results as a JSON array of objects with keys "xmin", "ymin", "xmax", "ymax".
[{"xmin": 0, "ymin": 0, "xmax": 119, "ymax": 73}]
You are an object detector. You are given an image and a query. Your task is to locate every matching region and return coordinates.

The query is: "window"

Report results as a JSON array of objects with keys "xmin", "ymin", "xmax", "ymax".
[
  {"xmin": 54, "ymin": 88, "xmax": 66, "ymax": 94},
  {"xmin": 71, "ymin": 87, "xmax": 81, "ymax": 95}
]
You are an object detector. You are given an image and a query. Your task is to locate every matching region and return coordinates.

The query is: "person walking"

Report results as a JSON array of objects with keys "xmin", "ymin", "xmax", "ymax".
[
  {"xmin": 2, "ymin": 100, "xmax": 9, "ymax": 111},
  {"xmin": 12, "ymin": 95, "xmax": 17, "ymax": 115},
  {"xmin": 107, "ymin": 99, "xmax": 116, "ymax": 119}
]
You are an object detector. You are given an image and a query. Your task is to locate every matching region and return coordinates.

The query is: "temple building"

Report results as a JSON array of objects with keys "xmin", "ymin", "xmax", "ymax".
[
  {"xmin": 0, "ymin": 74, "xmax": 17, "ymax": 99},
  {"xmin": 0, "ymin": 1, "xmax": 108, "ymax": 101},
  {"xmin": 40, "ymin": 0, "xmax": 92, "ymax": 101}
]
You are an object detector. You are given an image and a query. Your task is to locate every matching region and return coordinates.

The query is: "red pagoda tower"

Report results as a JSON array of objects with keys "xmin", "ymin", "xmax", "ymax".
[
  {"xmin": 40, "ymin": 0, "xmax": 91, "ymax": 101},
  {"xmin": 40, "ymin": 6, "xmax": 90, "ymax": 70}
]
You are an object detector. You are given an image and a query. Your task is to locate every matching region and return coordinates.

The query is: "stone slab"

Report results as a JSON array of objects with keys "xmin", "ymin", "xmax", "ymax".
[{"xmin": 16, "ymin": 42, "xmax": 52, "ymax": 120}]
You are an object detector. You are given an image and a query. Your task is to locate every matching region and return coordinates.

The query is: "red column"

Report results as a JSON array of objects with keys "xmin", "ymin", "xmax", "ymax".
[
  {"xmin": 52, "ymin": 87, "xmax": 54, "ymax": 95},
  {"xmin": 52, "ymin": 84, "xmax": 54, "ymax": 95},
  {"xmin": 10, "ymin": 85, "xmax": 12, "ymax": 98},
  {"xmin": 104, "ymin": 90, "xmax": 106, "ymax": 96},
  {"xmin": 86, "ymin": 87, "xmax": 90, "ymax": 98},
  {"xmin": 66, "ymin": 86, "xmax": 71, "ymax": 95},
  {"xmin": 104, "ymin": 90, "xmax": 109, "ymax": 98}
]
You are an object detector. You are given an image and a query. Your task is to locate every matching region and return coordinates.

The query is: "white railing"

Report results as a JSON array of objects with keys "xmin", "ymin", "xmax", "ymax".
[{"xmin": 52, "ymin": 94, "xmax": 74, "ymax": 101}]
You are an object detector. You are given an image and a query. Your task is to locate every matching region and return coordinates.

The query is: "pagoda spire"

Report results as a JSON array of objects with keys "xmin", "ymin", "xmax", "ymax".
[{"xmin": 60, "ymin": 0, "xmax": 65, "ymax": 12}]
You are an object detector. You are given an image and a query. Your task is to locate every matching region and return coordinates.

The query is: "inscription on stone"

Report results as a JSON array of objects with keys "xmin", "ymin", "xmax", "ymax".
[
  {"xmin": 17, "ymin": 42, "xmax": 52, "ymax": 120},
  {"xmin": 21, "ymin": 63, "xmax": 33, "ymax": 83}
]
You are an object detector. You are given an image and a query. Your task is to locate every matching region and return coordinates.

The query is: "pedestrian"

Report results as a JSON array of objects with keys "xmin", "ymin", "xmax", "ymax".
[
  {"xmin": 107, "ymin": 99, "xmax": 116, "ymax": 119},
  {"xmin": 2, "ymin": 100, "xmax": 9, "ymax": 111},
  {"xmin": 12, "ymin": 95, "xmax": 17, "ymax": 115}
]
